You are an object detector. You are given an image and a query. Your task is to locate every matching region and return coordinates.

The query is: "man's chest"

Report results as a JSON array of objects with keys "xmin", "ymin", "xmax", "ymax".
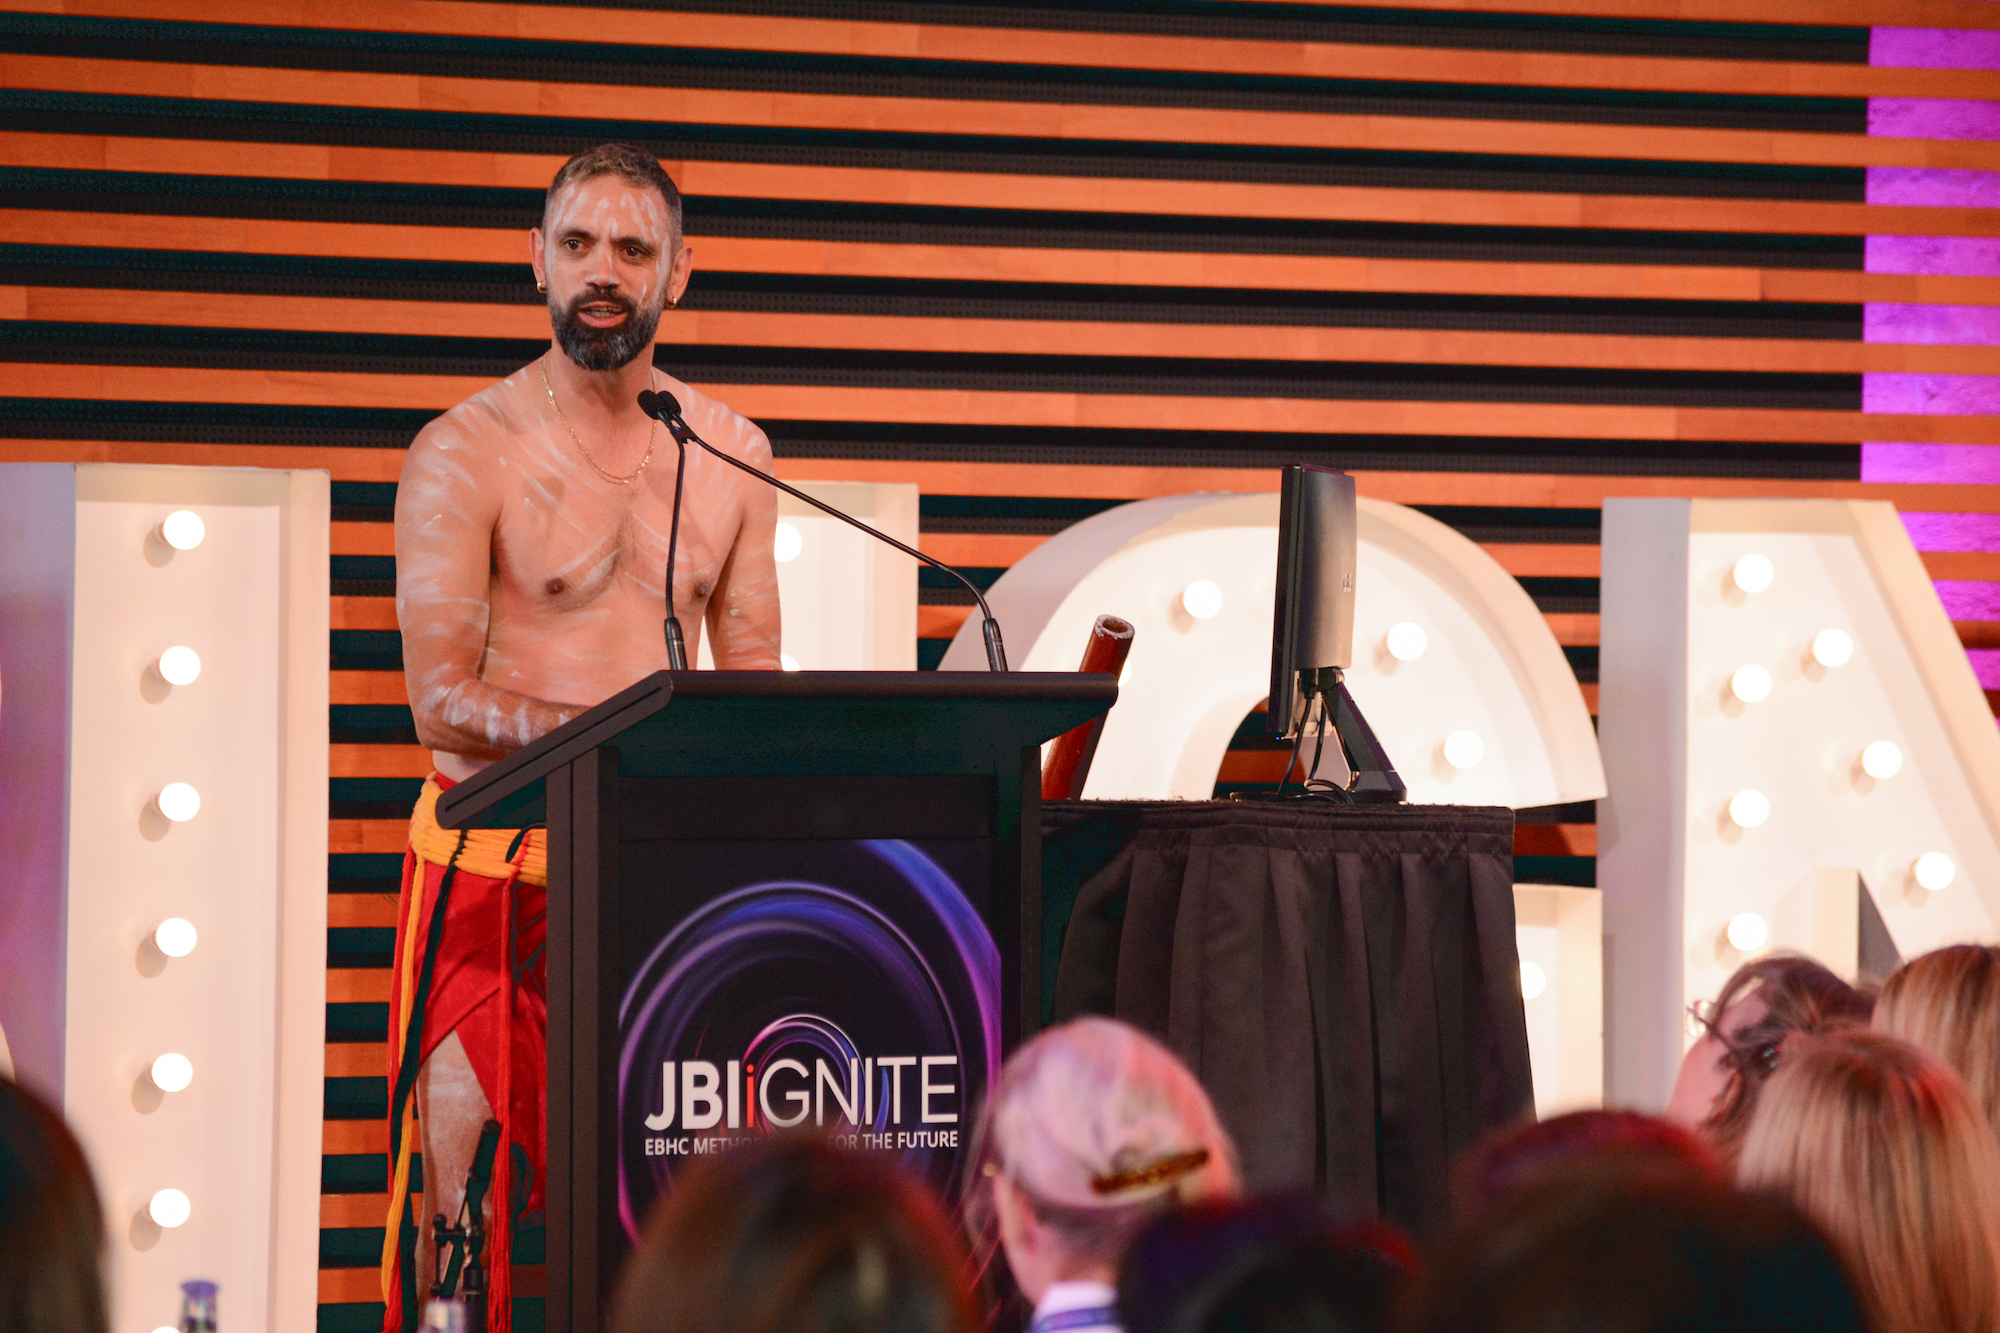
[{"xmin": 490, "ymin": 475, "xmax": 732, "ymax": 602}]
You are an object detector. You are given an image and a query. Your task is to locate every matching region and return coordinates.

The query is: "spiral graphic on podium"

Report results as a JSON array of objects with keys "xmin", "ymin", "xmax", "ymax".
[{"xmin": 616, "ymin": 840, "xmax": 1000, "ymax": 1239}]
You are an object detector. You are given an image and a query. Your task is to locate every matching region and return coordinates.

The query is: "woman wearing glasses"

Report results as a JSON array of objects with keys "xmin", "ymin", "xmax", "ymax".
[{"xmin": 1664, "ymin": 955, "xmax": 1872, "ymax": 1165}]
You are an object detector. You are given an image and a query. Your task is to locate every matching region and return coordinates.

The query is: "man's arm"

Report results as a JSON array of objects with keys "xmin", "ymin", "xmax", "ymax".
[
  {"xmin": 396, "ymin": 418, "xmax": 581, "ymax": 757},
  {"xmin": 703, "ymin": 427, "xmax": 783, "ymax": 670}
]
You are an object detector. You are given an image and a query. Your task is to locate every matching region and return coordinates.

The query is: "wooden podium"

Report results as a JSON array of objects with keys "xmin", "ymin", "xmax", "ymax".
[{"xmin": 435, "ymin": 670, "xmax": 1117, "ymax": 1333}]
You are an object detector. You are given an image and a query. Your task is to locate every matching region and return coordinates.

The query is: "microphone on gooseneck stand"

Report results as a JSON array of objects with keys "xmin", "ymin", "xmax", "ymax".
[
  {"xmin": 637, "ymin": 389, "xmax": 1010, "ymax": 673},
  {"xmin": 661, "ymin": 421, "xmax": 690, "ymax": 671}
]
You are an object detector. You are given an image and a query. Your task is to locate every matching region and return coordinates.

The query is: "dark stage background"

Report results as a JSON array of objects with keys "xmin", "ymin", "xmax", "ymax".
[{"xmin": 1, "ymin": 2, "xmax": 1995, "ymax": 1327}]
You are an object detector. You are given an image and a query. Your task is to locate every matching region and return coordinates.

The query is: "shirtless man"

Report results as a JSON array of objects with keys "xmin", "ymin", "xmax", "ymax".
[{"xmin": 383, "ymin": 144, "xmax": 780, "ymax": 1328}]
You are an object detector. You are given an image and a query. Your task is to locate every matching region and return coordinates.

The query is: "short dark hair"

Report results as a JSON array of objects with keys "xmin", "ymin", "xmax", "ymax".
[
  {"xmin": 0, "ymin": 1077, "xmax": 109, "ymax": 1333},
  {"xmin": 609, "ymin": 1136, "xmax": 976, "ymax": 1333},
  {"xmin": 543, "ymin": 143, "xmax": 683, "ymax": 243}
]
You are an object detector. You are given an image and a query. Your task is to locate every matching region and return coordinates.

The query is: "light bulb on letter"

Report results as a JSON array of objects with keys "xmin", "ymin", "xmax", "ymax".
[
  {"xmin": 1519, "ymin": 962, "xmax": 1547, "ymax": 1001},
  {"xmin": 1915, "ymin": 853, "xmax": 1956, "ymax": 891},
  {"xmin": 1729, "ymin": 665, "xmax": 1772, "ymax": 703},
  {"xmin": 156, "ymin": 783, "xmax": 201, "ymax": 822},
  {"xmin": 1443, "ymin": 731, "xmax": 1484, "ymax": 769},
  {"xmin": 159, "ymin": 511, "xmax": 205, "ymax": 550},
  {"xmin": 779, "ymin": 654, "xmax": 800, "ymax": 672},
  {"xmin": 772, "ymin": 522, "xmax": 802, "ymax": 563},
  {"xmin": 157, "ymin": 646, "xmax": 202, "ymax": 686},
  {"xmin": 1385, "ymin": 622, "xmax": 1427, "ymax": 661},
  {"xmin": 148, "ymin": 1188, "xmax": 190, "ymax": 1228},
  {"xmin": 1180, "ymin": 580, "xmax": 1224, "ymax": 620},
  {"xmin": 1728, "ymin": 790, "xmax": 1770, "ymax": 828},
  {"xmin": 154, "ymin": 918, "xmax": 197, "ymax": 958},
  {"xmin": 1861, "ymin": 742, "xmax": 1903, "ymax": 779},
  {"xmin": 150, "ymin": 1053, "xmax": 193, "ymax": 1092},
  {"xmin": 1731, "ymin": 554, "xmax": 1773, "ymax": 594},
  {"xmin": 1812, "ymin": 629, "xmax": 1853, "ymax": 668},
  {"xmin": 1727, "ymin": 913, "xmax": 1769, "ymax": 952}
]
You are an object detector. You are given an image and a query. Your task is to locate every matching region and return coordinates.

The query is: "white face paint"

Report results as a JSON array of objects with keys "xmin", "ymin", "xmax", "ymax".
[{"xmin": 538, "ymin": 175, "xmax": 678, "ymax": 324}]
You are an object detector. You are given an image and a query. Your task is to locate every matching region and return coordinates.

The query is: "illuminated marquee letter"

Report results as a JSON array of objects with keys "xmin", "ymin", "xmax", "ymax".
[
  {"xmin": 643, "ymin": 1061, "xmax": 677, "ymax": 1132},
  {"xmin": 921, "ymin": 1056, "xmax": 958, "ymax": 1124},
  {"xmin": 682, "ymin": 1061, "xmax": 723, "ymax": 1130},
  {"xmin": 761, "ymin": 1058, "xmax": 811, "ymax": 1128}
]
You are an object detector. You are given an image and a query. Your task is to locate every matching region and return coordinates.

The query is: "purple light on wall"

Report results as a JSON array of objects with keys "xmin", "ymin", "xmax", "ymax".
[
  {"xmin": 1936, "ymin": 581, "xmax": 2000, "ymax": 621},
  {"xmin": 1967, "ymin": 649, "xmax": 2000, "ymax": 690},
  {"xmin": 1900, "ymin": 511, "xmax": 2000, "ymax": 551},
  {"xmin": 1863, "ymin": 444, "xmax": 2000, "ymax": 483},
  {"xmin": 1868, "ymin": 28, "xmax": 2000, "ymax": 651},
  {"xmin": 1867, "ymin": 235, "xmax": 2000, "ymax": 276},
  {"xmin": 1871, "ymin": 99, "xmax": 2000, "ymax": 141},
  {"xmin": 1866, "ymin": 304, "xmax": 2000, "ymax": 344},
  {"xmin": 1863, "ymin": 373, "xmax": 2000, "ymax": 414}
]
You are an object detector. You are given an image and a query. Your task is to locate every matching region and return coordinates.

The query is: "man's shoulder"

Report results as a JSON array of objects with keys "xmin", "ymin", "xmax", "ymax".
[
  {"xmin": 409, "ymin": 363, "xmax": 541, "ymax": 459},
  {"xmin": 658, "ymin": 373, "xmax": 768, "ymax": 457}
]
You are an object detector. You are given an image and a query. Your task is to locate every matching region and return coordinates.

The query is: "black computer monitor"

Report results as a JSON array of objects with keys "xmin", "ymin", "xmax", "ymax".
[{"xmin": 1268, "ymin": 465, "xmax": 1357, "ymax": 740}]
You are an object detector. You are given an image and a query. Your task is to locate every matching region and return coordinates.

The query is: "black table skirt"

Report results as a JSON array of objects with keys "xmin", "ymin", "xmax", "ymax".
[{"xmin": 1042, "ymin": 799, "xmax": 1533, "ymax": 1236}]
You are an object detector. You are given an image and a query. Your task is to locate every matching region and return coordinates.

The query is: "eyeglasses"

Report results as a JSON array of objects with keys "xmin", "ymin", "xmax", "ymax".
[{"xmin": 1685, "ymin": 998, "xmax": 1719, "ymax": 1040}]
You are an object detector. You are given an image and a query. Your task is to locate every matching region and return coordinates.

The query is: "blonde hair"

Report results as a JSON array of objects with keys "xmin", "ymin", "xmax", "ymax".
[
  {"xmin": 1877, "ymin": 944, "xmax": 2000, "ymax": 1142},
  {"xmin": 1737, "ymin": 1027, "xmax": 2000, "ymax": 1333},
  {"xmin": 972, "ymin": 1017, "xmax": 1238, "ymax": 1268}
]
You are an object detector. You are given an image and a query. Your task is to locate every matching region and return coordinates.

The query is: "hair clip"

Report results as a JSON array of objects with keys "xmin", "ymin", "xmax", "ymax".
[{"xmin": 1089, "ymin": 1148, "xmax": 1209, "ymax": 1196}]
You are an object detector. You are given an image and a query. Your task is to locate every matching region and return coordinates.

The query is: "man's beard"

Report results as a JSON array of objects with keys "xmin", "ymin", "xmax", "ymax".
[{"xmin": 551, "ymin": 285, "xmax": 664, "ymax": 372}]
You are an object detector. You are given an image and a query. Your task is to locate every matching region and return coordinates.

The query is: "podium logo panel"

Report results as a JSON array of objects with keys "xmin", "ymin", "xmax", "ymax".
[{"xmin": 616, "ymin": 839, "xmax": 999, "ymax": 1239}]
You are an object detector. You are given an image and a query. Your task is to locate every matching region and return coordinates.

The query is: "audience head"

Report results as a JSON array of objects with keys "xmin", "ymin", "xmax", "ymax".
[
  {"xmin": 1875, "ymin": 942, "xmax": 2000, "ymax": 1139},
  {"xmin": 1665, "ymin": 953, "xmax": 1871, "ymax": 1163},
  {"xmin": 1118, "ymin": 1194, "xmax": 1412, "ymax": 1333},
  {"xmin": 608, "ymin": 1134, "xmax": 975, "ymax": 1333},
  {"xmin": 973, "ymin": 1016, "xmax": 1239, "ymax": 1302},
  {"xmin": 1414, "ymin": 1162, "xmax": 1868, "ymax": 1333},
  {"xmin": 0, "ymin": 1077, "xmax": 108, "ymax": 1333},
  {"xmin": 1452, "ymin": 1109, "xmax": 1722, "ymax": 1217},
  {"xmin": 1737, "ymin": 1026, "xmax": 2000, "ymax": 1333}
]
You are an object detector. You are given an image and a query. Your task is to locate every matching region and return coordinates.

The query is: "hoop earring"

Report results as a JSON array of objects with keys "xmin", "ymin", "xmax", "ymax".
[
  {"xmin": 536, "ymin": 282, "xmax": 547, "ymax": 294},
  {"xmin": 667, "ymin": 297, "xmax": 679, "ymax": 309}
]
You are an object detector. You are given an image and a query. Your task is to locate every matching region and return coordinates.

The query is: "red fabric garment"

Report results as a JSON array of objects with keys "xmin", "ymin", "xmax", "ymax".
[{"xmin": 382, "ymin": 775, "xmax": 546, "ymax": 1333}]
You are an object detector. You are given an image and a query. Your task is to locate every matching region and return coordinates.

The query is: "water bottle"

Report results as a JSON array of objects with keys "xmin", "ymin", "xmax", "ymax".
[
  {"xmin": 178, "ymin": 1280, "xmax": 218, "ymax": 1333},
  {"xmin": 422, "ymin": 1298, "xmax": 469, "ymax": 1332}
]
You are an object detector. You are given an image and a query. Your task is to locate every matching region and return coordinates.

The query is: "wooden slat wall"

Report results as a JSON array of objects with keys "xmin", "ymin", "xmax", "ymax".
[{"xmin": 3, "ymin": 1, "xmax": 1996, "ymax": 1327}]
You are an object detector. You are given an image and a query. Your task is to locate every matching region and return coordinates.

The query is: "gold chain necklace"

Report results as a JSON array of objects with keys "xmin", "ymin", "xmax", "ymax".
[{"xmin": 540, "ymin": 355, "xmax": 658, "ymax": 486}]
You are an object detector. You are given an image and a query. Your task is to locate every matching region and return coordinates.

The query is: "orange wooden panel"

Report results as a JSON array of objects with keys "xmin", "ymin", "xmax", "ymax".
[
  {"xmin": 8, "ymin": 53, "xmax": 1996, "ymax": 171},
  {"xmin": 29, "ymin": 0, "xmax": 2000, "ymax": 97},
  {"xmin": 919, "ymin": 605, "xmax": 974, "ymax": 639},
  {"xmin": 331, "ymin": 669, "xmax": 410, "ymax": 704},
  {"xmin": 1544, "ymin": 613, "xmax": 1601, "ymax": 646},
  {"xmin": 1480, "ymin": 543, "xmax": 1602, "ymax": 578},
  {"xmin": 320, "ymin": 1192, "xmax": 388, "ymax": 1229},
  {"xmin": 25, "ymin": 287, "xmax": 1997, "ymax": 375},
  {"xmin": 1515, "ymin": 824, "xmax": 1598, "ymax": 856},
  {"xmin": 1579, "ymin": 681, "xmax": 1599, "ymax": 713},
  {"xmin": 325, "ymin": 1042, "xmax": 389, "ymax": 1077},
  {"xmin": 1922, "ymin": 552, "xmax": 2000, "ymax": 581},
  {"xmin": 0, "ymin": 436, "xmax": 408, "ymax": 478},
  {"xmin": 328, "ymin": 967, "xmax": 392, "ymax": 1002},
  {"xmin": 319, "ymin": 1265, "xmax": 389, "ymax": 1303},
  {"xmin": 1960, "ymin": 622, "xmax": 2000, "ymax": 651},
  {"xmin": 1216, "ymin": 751, "xmax": 1299, "ymax": 783},
  {"xmin": 331, "ymin": 819, "xmax": 412, "ymax": 855},
  {"xmin": 332, "ymin": 521, "xmax": 397, "ymax": 556},
  {"xmin": 330, "ymin": 596, "xmax": 397, "ymax": 631},
  {"xmin": 328, "ymin": 893, "xmax": 401, "ymax": 928},
  {"xmin": 323, "ymin": 1117, "xmax": 388, "ymax": 1154},
  {"xmin": 332, "ymin": 743, "xmax": 432, "ymax": 777},
  {"xmin": 4, "ymin": 135, "xmax": 1994, "ymax": 241},
  {"xmin": 23, "ymin": 363, "xmax": 1999, "ymax": 444},
  {"xmin": 1265, "ymin": 0, "xmax": 2000, "ymax": 33},
  {"xmin": 918, "ymin": 532, "xmax": 1048, "ymax": 564},
  {"xmin": 10, "ymin": 211, "xmax": 2000, "ymax": 309}
]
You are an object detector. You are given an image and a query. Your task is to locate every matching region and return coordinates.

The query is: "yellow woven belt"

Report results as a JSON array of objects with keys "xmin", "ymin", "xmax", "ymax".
[{"xmin": 407, "ymin": 777, "xmax": 547, "ymax": 885}]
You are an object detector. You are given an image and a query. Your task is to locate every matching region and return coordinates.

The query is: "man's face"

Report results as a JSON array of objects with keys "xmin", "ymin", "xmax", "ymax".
[{"xmin": 533, "ymin": 174, "xmax": 682, "ymax": 372}]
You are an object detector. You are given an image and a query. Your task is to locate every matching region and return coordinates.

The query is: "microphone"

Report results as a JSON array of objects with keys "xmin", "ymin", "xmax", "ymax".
[{"xmin": 637, "ymin": 389, "xmax": 1010, "ymax": 673}]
